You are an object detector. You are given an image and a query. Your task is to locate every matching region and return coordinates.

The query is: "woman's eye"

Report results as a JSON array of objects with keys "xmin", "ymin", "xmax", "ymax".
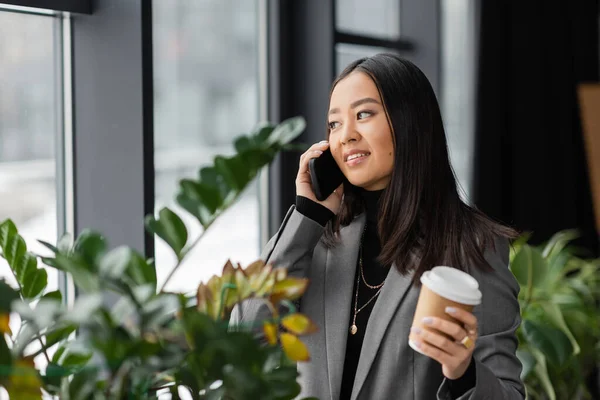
[
  {"xmin": 357, "ymin": 111, "xmax": 373, "ymax": 119},
  {"xmin": 328, "ymin": 121, "xmax": 340, "ymax": 130}
]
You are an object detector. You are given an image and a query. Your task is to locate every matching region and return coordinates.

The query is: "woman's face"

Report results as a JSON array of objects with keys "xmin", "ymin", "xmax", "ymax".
[{"xmin": 328, "ymin": 71, "xmax": 395, "ymax": 191}]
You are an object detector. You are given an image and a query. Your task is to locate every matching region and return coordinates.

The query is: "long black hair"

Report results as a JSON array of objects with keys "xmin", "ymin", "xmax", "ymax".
[{"xmin": 323, "ymin": 54, "xmax": 517, "ymax": 280}]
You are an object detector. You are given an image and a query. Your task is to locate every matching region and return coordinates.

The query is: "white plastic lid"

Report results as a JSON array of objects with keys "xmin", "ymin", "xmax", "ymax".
[{"xmin": 420, "ymin": 266, "xmax": 482, "ymax": 305}]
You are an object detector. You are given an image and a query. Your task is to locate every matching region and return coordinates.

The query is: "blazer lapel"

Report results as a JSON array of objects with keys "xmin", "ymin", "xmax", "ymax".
[
  {"xmin": 351, "ymin": 264, "xmax": 415, "ymax": 399},
  {"xmin": 324, "ymin": 214, "xmax": 366, "ymax": 400}
]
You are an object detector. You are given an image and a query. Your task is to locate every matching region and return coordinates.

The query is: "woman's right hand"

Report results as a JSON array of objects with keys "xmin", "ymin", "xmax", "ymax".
[{"xmin": 296, "ymin": 141, "xmax": 343, "ymax": 214}]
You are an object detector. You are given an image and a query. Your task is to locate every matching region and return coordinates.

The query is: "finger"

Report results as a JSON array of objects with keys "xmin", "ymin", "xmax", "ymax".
[
  {"xmin": 298, "ymin": 150, "xmax": 323, "ymax": 172},
  {"xmin": 410, "ymin": 338, "xmax": 453, "ymax": 366},
  {"xmin": 331, "ymin": 184, "xmax": 344, "ymax": 198},
  {"xmin": 298, "ymin": 142, "xmax": 329, "ymax": 172},
  {"xmin": 411, "ymin": 326, "xmax": 464, "ymax": 356},
  {"xmin": 445, "ymin": 307, "xmax": 478, "ymax": 333},
  {"xmin": 422, "ymin": 317, "xmax": 469, "ymax": 342},
  {"xmin": 299, "ymin": 141, "xmax": 329, "ymax": 163}
]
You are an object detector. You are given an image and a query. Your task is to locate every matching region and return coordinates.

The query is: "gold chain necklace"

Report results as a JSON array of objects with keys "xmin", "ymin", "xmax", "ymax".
[
  {"xmin": 360, "ymin": 254, "xmax": 385, "ymax": 289},
  {"xmin": 350, "ymin": 231, "xmax": 385, "ymax": 335}
]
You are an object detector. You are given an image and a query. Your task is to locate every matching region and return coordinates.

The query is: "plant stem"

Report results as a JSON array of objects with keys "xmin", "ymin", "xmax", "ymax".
[
  {"xmin": 159, "ymin": 227, "xmax": 210, "ymax": 293},
  {"xmin": 158, "ymin": 193, "xmax": 244, "ymax": 293}
]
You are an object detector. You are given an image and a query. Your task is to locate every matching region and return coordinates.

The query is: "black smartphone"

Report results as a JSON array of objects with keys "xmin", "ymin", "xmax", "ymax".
[{"xmin": 309, "ymin": 148, "xmax": 345, "ymax": 201}]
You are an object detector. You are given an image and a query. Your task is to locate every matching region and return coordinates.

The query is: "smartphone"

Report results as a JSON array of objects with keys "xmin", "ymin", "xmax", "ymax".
[{"xmin": 309, "ymin": 148, "xmax": 345, "ymax": 201}]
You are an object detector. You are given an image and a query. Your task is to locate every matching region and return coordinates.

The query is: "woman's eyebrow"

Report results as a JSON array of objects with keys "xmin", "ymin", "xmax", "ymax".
[{"xmin": 328, "ymin": 97, "xmax": 381, "ymax": 115}]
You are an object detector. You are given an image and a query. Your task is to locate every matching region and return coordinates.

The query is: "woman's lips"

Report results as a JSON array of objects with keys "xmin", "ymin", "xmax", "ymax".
[{"xmin": 345, "ymin": 153, "xmax": 370, "ymax": 166}]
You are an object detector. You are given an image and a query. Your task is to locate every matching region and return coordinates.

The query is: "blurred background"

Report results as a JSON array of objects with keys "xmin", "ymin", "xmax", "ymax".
[{"xmin": 0, "ymin": 0, "xmax": 598, "ymax": 395}]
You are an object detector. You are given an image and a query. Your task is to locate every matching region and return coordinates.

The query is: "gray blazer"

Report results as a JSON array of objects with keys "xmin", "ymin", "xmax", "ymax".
[{"xmin": 231, "ymin": 206, "xmax": 525, "ymax": 400}]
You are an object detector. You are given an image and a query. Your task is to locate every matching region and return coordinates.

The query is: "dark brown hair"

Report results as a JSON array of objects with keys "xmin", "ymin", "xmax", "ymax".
[{"xmin": 323, "ymin": 54, "xmax": 517, "ymax": 281}]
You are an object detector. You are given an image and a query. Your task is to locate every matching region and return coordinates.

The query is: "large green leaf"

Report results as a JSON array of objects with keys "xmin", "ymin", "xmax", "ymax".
[
  {"xmin": 509, "ymin": 232, "xmax": 532, "ymax": 262},
  {"xmin": 73, "ymin": 230, "xmax": 107, "ymax": 268},
  {"xmin": 21, "ymin": 268, "xmax": 47, "ymax": 299},
  {"xmin": 42, "ymin": 362, "xmax": 73, "ymax": 395},
  {"xmin": 542, "ymin": 230, "xmax": 579, "ymax": 259},
  {"xmin": 199, "ymin": 167, "xmax": 228, "ymax": 199},
  {"xmin": 45, "ymin": 324, "xmax": 78, "ymax": 350},
  {"xmin": 214, "ymin": 155, "xmax": 248, "ymax": 192},
  {"xmin": 265, "ymin": 117, "xmax": 306, "ymax": 146},
  {"xmin": 42, "ymin": 290, "xmax": 63, "ymax": 303},
  {"xmin": 145, "ymin": 207, "xmax": 188, "ymax": 259},
  {"xmin": 180, "ymin": 179, "xmax": 223, "ymax": 214},
  {"xmin": 222, "ymin": 364, "xmax": 263, "ymax": 400},
  {"xmin": 530, "ymin": 347, "xmax": 556, "ymax": 400},
  {"xmin": 68, "ymin": 367, "xmax": 100, "ymax": 400},
  {"xmin": 522, "ymin": 320, "xmax": 573, "ymax": 367},
  {"xmin": 13, "ymin": 298, "xmax": 61, "ymax": 333},
  {"xmin": 510, "ymin": 245, "xmax": 548, "ymax": 289},
  {"xmin": 234, "ymin": 135, "xmax": 253, "ymax": 153},
  {"xmin": 539, "ymin": 302, "xmax": 580, "ymax": 355},
  {"xmin": 0, "ymin": 220, "xmax": 50, "ymax": 299},
  {"xmin": 0, "ymin": 279, "xmax": 19, "ymax": 313},
  {"xmin": 46, "ymin": 253, "xmax": 100, "ymax": 293},
  {"xmin": 99, "ymin": 246, "xmax": 156, "ymax": 290},
  {"xmin": 176, "ymin": 192, "xmax": 215, "ymax": 228},
  {"xmin": 254, "ymin": 125, "xmax": 275, "ymax": 146},
  {"xmin": 516, "ymin": 349, "xmax": 536, "ymax": 380},
  {"xmin": 65, "ymin": 294, "xmax": 103, "ymax": 324}
]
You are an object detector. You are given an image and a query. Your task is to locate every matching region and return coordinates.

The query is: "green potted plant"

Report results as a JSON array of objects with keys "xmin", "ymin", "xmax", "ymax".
[
  {"xmin": 510, "ymin": 231, "xmax": 600, "ymax": 400},
  {"xmin": 0, "ymin": 117, "xmax": 319, "ymax": 399}
]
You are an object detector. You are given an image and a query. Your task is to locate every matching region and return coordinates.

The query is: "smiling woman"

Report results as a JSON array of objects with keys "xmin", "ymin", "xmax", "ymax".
[
  {"xmin": 233, "ymin": 53, "xmax": 525, "ymax": 400},
  {"xmin": 327, "ymin": 73, "xmax": 395, "ymax": 191}
]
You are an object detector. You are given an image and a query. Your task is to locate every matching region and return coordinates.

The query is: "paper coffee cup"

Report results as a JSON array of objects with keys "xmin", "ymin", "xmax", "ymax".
[{"xmin": 408, "ymin": 266, "xmax": 482, "ymax": 354}]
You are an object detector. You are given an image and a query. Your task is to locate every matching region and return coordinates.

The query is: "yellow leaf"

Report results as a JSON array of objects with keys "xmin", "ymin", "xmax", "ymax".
[
  {"xmin": 248, "ymin": 263, "xmax": 272, "ymax": 292},
  {"xmin": 263, "ymin": 322, "xmax": 278, "ymax": 346},
  {"xmin": 6, "ymin": 357, "xmax": 42, "ymax": 400},
  {"xmin": 206, "ymin": 275, "xmax": 222, "ymax": 297},
  {"xmin": 244, "ymin": 260, "xmax": 265, "ymax": 277},
  {"xmin": 280, "ymin": 333, "xmax": 310, "ymax": 362},
  {"xmin": 223, "ymin": 285, "xmax": 240, "ymax": 310},
  {"xmin": 221, "ymin": 260, "xmax": 236, "ymax": 285},
  {"xmin": 281, "ymin": 313, "xmax": 318, "ymax": 335},
  {"xmin": 196, "ymin": 284, "xmax": 212, "ymax": 315},
  {"xmin": 270, "ymin": 278, "xmax": 309, "ymax": 304},
  {"xmin": 255, "ymin": 271, "xmax": 276, "ymax": 297},
  {"xmin": 0, "ymin": 313, "xmax": 11, "ymax": 335},
  {"xmin": 235, "ymin": 269, "xmax": 253, "ymax": 299},
  {"xmin": 206, "ymin": 276, "xmax": 223, "ymax": 319}
]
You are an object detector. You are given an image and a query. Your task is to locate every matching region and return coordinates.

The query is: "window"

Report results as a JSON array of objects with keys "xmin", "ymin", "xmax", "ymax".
[
  {"xmin": 334, "ymin": 0, "xmax": 412, "ymax": 74},
  {"xmin": 153, "ymin": 0, "xmax": 262, "ymax": 292},
  {"xmin": 0, "ymin": 9, "xmax": 61, "ymax": 297},
  {"xmin": 336, "ymin": 0, "xmax": 400, "ymax": 38},
  {"xmin": 440, "ymin": 0, "xmax": 478, "ymax": 200},
  {"xmin": 0, "ymin": 8, "xmax": 65, "ymax": 392}
]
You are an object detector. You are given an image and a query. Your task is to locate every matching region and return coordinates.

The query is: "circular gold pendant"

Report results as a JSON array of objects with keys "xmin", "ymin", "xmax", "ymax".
[{"xmin": 350, "ymin": 325, "xmax": 358, "ymax": 335}]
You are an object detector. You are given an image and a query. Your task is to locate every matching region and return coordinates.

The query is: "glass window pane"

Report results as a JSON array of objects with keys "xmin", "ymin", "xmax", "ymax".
[
  {"xmin": 153, "ymin": 0, "xmax": 261, "ymax": 292},
  {"xmin": 336, "ymin": 43, "xmax": 393, "ymax": 74},
  {"xmin": 336, "ymin": 0, "xmax": 400, "ymax": 39},
  {"xmin": 440, "ymin": 0, "xmax": 477, "ymax": 200},
  {"xmin": 0, "ymin": 9, "xmax": 61, "ymax": 380}
]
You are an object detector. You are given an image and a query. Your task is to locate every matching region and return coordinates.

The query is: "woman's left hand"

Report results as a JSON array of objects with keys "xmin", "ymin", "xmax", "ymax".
[{"xmin": 410, "ymin": 307, "xmax": 478, "ymax": 380}]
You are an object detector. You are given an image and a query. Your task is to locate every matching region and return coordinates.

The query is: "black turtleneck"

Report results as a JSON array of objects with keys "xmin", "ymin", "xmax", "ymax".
[{"xmin": 295, "ymin": 192, "xmax": 476, "ymax": 400}]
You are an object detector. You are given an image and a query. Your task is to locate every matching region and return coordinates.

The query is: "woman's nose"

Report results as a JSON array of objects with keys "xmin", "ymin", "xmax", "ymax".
[{"xmin": 340, "ymin": 120, "xmax": 360, "ymax": 145}]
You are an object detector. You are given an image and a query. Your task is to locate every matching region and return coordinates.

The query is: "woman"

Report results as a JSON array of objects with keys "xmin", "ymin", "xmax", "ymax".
[{"xmin": 232, "ymin": 54, "xmax": 524, "ymax": 400}]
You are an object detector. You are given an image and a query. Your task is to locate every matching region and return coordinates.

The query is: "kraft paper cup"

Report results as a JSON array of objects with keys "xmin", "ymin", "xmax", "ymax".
[{"xmin": 408, "ymin": 266, "xmax": 482, "ymax": 354}]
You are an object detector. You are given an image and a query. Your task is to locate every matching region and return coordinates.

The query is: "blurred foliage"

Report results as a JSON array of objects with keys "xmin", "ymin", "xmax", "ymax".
[
  {"xmin": 511, "ymin": 231, "xmax": 600, "ymax": 400},
  {"xmin": 0, "ymin": 117, "xmax": 319, "ymax": 399}
]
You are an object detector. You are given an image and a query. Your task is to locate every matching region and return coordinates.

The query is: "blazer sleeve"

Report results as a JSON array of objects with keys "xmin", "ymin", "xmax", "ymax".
[
  {"xmin": 437, "ymin": 237, "xmax": 526, "ymax": 400},
  {"xmin": 229, "ymin": 205, "xmax": 325, "ymax": 329}
]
